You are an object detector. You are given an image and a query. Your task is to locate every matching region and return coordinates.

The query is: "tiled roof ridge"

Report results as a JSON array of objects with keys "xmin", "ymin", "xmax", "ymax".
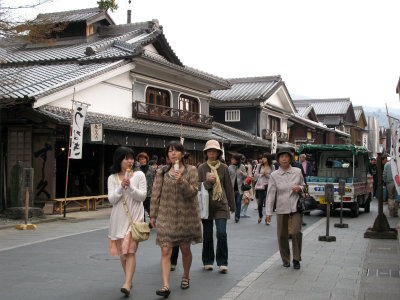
[
  {"xmin": 40, "ymin": 104, "xmax": 210, "ymax": 133},
  {"xmin": 228, "ymin": 75, "xmax": 281, "ymax": 84},
  {"xmin": 141, "ymin": 52, "xmax": 230, "ymax": 87},
  {"xmin": 213, "ymin": 122, "xmax": 260, "ymax": 140},
  {"xmin": 353, "ymin": 105, "xmax": 363, "ymax": 110},
  {"xmin": 37, "ymin": 7, "xmax": 102, "ymax": 17},
  {"xmin": 34, "ymin": 60, "xmax": 128, "ymax": 98},
  {"xmin": 98, "ymin": 20, "xmax": 160, "ymax": 36},
  {"xmin": 293, "ymin": 98, "xmax": 351, "ymax": 102}
]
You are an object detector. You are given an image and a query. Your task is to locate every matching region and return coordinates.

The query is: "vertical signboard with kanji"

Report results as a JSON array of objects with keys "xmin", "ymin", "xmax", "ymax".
[
  {"xmin": 271, "ymin": 131, "xmax": 277, "ymax": 154},
  {"xmin": 70, "ymin": 102, "xmax": 87, "ymax": 159},
  {"xmin": 90, "ymin": 123, "xmax": 104, "ymax": 143}
]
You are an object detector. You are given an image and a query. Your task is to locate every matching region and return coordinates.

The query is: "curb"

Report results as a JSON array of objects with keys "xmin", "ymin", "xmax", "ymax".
[{"xmin": 220, "ymin": 217, "xmax": 327, "ymax": 300}]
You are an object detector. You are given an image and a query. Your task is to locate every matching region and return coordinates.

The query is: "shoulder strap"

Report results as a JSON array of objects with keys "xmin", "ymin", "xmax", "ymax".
[{"xmin": 114, "ymin": 174, "xmax": 135, "ymax": 227}]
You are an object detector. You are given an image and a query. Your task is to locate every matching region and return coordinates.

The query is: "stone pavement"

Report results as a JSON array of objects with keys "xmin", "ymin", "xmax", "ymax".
[
  {"xmin": 0, "ymin": 205, "xmax": 112, "ymax": 230},
  {"xmin": 221, "ymin": 201, "xmax": 400, "ymax": 300}
]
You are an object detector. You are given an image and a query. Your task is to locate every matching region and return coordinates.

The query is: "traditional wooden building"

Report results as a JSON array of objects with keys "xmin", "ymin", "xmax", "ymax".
[
  {"xmin": 210, "ymin": 76, "xmax": 295, "ymax": 157},
  {"xmin": 0, "ymin": 8, "xmax": 268, "ymax": 211},
  {"xmin": 351, "ymin": 106, "xmax": 367, "ymax": 146}
]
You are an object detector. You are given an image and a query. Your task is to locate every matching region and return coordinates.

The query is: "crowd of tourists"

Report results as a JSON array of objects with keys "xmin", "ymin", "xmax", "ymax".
[{"xmin": 106, "ymin": 140, "xmax": 317, "ymax": 297}]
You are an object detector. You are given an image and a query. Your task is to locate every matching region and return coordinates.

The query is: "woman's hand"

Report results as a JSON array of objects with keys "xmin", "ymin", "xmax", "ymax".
[
  {"xmin": 121, "ymin": 178, "xmax": 130, "ymax": 190},
  {"xmin": 292, "ymin": 185, "xmax": 302, "ymax": 193},
  {"xmin": 174, "ymin": 170, "xmax": 183, "ymax": 182},
  {"xmin": 150, "ymin": 218, "xmax": 157, "ymax": 228},
  {"xmin": 266, "ymin": 215, "xmax": 272, "ymax": 223},
  {"xmin": 208, "ymin": 175, "xmax": 216, "ymax": 184}
]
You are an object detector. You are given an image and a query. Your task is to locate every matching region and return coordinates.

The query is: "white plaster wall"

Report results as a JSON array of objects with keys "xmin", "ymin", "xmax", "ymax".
[
  {"xmin": 49, "ymin": 72, "xmax": 133, "ymax": 117},
  {"xmin": 268, "ymin": 93, "xmax": 284, "ymax": 109}
]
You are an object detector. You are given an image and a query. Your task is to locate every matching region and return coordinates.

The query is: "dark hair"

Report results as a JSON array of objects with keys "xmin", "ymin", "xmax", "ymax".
[
  {"xmin": 232, "ymin": 154, "xmax": 242, "ymax": 164},
  {"xmin": 288, "ymin": 147, "xmax": 296, "ymax": 155},
  {"xmin": 261, "ymin": 152, "xmax": 273, "ymax": 166},
  {"xmin": 109, "ymin": 146, "xmax": 135, "ymax": 174},
  {"xmin": 164, "ymin": 141, "xmax": 186, "ymax": 172},
  {"xmin": 148, "ymin": 160, "xmax": 157, "ymax": 166}
]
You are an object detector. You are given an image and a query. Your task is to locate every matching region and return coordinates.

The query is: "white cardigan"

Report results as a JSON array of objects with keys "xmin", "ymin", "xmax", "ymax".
[{"xmin": 107, "ymin": 171, "xmax": 147, "ymax": 240}]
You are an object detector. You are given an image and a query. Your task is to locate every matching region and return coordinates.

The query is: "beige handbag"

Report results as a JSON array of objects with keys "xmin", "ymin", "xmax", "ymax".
[{"xmin": 115, "ymin": 174, "xmax": 150, "ymax": 242}]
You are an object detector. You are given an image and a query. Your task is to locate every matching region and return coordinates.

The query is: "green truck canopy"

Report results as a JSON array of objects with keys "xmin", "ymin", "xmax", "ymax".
[{"xmin": 298, "ymin": 144, "xmax": 369, "ymax": 157}]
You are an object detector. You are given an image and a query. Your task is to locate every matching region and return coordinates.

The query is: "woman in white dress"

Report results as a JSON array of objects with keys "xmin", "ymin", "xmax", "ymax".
[{"xmin": 107, "ymin": 146, "xmax": 147, "ymax": 296}]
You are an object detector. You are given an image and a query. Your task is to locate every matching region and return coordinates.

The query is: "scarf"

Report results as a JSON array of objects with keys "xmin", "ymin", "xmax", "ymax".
[
  {"xmin": 140, "ymin": 164, "xmax": 149, "ymax": 174},
  {"xmin": 207, "ymin": 160, "xmax": 223, "ymax": 201}
]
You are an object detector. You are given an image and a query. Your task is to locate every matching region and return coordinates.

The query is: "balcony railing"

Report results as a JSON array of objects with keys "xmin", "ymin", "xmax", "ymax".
[
  {"xmin": 132, "ymin": 101, "xmax": 213, "ymax": 129},
  {"xmin": 262, "ymin": 128, "xmax": 288, "ymax": 142}
]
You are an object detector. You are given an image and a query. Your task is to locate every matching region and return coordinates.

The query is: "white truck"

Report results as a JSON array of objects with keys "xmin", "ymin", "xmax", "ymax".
[{"xmin": 298, "ymin": 144, "xmax": 373, "ymax": 217}]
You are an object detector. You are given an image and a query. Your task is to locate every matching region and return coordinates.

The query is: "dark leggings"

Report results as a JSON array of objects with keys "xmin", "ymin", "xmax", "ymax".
[
  {"xmin": 170, "ymin": 246, "xmax": 179, "ymax": 265},
  {"xmin": 256, "ymin": 186, "xmax": 268, "ymax": 218}
]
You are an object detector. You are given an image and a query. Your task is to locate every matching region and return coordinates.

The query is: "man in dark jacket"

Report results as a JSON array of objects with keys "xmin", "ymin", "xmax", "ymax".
[{"xmin": 299, "ymin": 154, "xmax": 312, "ymax": 177}]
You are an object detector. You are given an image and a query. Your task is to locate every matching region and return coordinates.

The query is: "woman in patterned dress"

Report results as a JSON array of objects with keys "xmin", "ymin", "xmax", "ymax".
[{"xmin": 150, "ymin": 141, "xmax": 202, "ymax": 298}]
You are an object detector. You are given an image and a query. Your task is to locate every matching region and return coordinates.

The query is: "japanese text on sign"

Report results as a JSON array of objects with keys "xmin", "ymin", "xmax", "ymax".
[{"xmin": 69, "ymin": 102, "xmax": 88, "ymax": 159}]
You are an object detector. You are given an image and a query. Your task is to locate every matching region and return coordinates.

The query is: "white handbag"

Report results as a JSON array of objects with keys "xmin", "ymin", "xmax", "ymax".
[{"xmin": 198, "ymin": 183, "xmax": 209, "ymax": 219}]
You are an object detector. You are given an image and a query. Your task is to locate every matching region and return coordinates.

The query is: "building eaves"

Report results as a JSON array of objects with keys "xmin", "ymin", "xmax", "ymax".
[
  {"xmin": 212, "ymin": 122, "xmax": 270, "ymax": 147},
  {"xmin": 293, "ymin": 98, "xmax": 351, "ymax": 115},
  {"xmin": 211, "ymin": 76, "xmax": 281, "ymax": 103},
  {"xmin": 291, "ymin": 114, "xmax": 333, "ymax": 132},
  {"xmin": 38, "ymin": 105, "xmax": 215, "ymax": 141},
  {"xmin": 139, "ymin": 50, "xmax": 231, "ymax": 88},
  {"xmin": 35, "ymin": 7, "xmax": 114, "ymax": 25},
  {"xmin": 0, "ymin": 60, "xmax": 128, "ymax": 100}
]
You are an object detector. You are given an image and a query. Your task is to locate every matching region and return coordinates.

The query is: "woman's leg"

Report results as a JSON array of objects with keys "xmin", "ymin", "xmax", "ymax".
[
  {"xmin": 170, "ymin": 245, "xmax": 179, "ymax": 266},
  {"xmin": 291, "ymin": 213, "xmax": 303, "ymax": 262},
  {"xmin": 235, "ymin": 192, "xmax": 242, "ymax": 221},
  {"xmin": 256, "ymin": 190, "xmax": 264, "ymax": 219},
  {"xmin": 160, "ymin": 247, "xmax": 173, "ymax": 288},
  {"xmin": 122, "ymin": 253, "xmax": 136, "ymax": 289},
  {"xmin": 201, "ymin": 219, "xmax": 215, "ymax": 266},
  {"xmin": 215, "ymin": 218, "xmax": 228, "ymax": 267},
  {"xmin": 276, "ymin": 214, "xmax": 290, "ymax": 264},
  {"xmin": 180, "ymin": 245, "xmax": 192, "ymax": 279}
]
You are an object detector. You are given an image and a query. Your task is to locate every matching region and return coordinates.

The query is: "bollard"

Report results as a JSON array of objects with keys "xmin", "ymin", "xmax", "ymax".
[
  {"xmin": 334, "ymin": 178, "xmax": 348, "ymax": 228},
  {"xmin": 319, "ymin": 183, "xmax": 336, "ymax": 242}
]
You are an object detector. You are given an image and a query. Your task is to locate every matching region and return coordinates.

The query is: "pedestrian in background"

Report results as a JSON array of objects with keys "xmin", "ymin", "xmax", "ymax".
[
  {"xmin": 254, "ymin": 153, "xmax": 274, "ymax": 224},
  {"xmin": 228, "ymin": 154, "xmax": 247, "ymax": 223},
  {"xmin": 149, "ymin": 159, "xmax": 158, "ymax": 171},
  {"xmin": 369, "ymin": 157, "xmax": 378, "ymax": 198},
  {"xmin": 136, "ymin": 152, "xmax": 156, "ymax": 223},
  {"xmin": 150, "ymin": 141, "xmax": 202, "ymax": 297},
  {"xmin": 383, "ymin": 160, "xmax": 399, "ymax": 217},
  {"xmin": 266, "ymin": 148, "xmax": 305, "ymax": 270},
  {"xmin": 198, "ymin": 140, "xmax": 235, "ymax": 273},
  {"xmin": 299, "ymin": 154, "xmax": 312, "ymax": 177},
  {"xmin": 107, "ymin": 146, "xmax": 147, "ymax": 296}
]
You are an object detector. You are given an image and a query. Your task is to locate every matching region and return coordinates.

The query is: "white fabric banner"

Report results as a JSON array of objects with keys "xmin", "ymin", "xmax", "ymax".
[
  {"xmin": 271, "ymin": 131, "xmax": 277, "ymax": 154},
  {"xmin": 69, "ymin": 102, "xmax": 88, "ymax": 159},
  {"xmin": 389, "ymin": 117, "xmax": 400, "ymax": 194}
]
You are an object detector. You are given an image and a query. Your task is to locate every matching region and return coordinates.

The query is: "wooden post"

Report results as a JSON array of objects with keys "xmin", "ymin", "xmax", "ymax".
[{"xmin": 25, "ymin": 187, "xmax": 29, "ymax": 225}]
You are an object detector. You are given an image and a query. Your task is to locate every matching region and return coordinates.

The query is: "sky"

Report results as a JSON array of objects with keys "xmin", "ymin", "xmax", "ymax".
[{"xmin": 5, "ymin": 0, "xmax": 400, "ymax": 109}]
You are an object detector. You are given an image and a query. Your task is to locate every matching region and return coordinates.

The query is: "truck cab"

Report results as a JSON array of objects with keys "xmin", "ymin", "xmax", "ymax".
[{"xmin": 299, "ymin": 144, "xmax": 372, "ymax": 217}]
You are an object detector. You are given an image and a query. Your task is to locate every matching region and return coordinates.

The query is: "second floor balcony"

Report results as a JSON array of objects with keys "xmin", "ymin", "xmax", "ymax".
[
  {"xmin": 132, "ymin": 101, "xmax": 213, "ymax": 129},
  {"xmin": 262, "ymin": 128, "xmax": 288, "ymax": 142}
]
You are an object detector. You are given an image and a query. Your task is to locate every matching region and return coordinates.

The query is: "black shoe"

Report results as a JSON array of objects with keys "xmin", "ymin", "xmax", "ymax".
[
  {"xmin": 235, "ymin": 218, "xmax": 239, "ymax": 223},
  {"xmin": 293, "ymin": 260, "xmax": 300, "ymax": 269},
  {"xmin": 283, "ymin": 262, "xmax": 290, "ymax": 268},
  {"xmin": 120, "ymin": 287, "xmax": 130, "ymax": 296},
  {"xmin": 302, "ymin": 222, "xmax": 307, "ymax": 226},
  {"xmin": 156, "ymin": 286, "xmax": 171, "ymax": 298}
]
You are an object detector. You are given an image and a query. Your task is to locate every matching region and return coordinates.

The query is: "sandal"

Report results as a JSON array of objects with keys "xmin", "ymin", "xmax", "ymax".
[
  {"xmin": 156, "ymin": 286, "xmax": 170, "ymax": 298},
  {"xmin": 181, "ymin": 278, "xmax": 190, "ymax": 289}
]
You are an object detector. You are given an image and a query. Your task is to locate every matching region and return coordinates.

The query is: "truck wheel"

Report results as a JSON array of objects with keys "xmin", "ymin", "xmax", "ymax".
[{"xmin": 351, "ymin": 202, "xmax": 359, "ymax": 217}]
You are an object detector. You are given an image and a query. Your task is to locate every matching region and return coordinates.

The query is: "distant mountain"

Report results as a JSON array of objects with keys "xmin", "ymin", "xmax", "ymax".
[{"xmin": 362, "ymin": 106, "xmax": 400, "ymax": 128}]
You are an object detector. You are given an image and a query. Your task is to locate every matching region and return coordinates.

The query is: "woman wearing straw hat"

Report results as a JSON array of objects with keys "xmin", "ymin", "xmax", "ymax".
[{"xmin": 198, "ymin": 140, "xmax": 235, "ymax": 273}]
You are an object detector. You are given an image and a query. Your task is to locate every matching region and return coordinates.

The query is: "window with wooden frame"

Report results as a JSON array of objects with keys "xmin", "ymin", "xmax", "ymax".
[
  {"xmin": 225, "ymin": 110, "xmax": 240, "ymax": 122},
  {"xmin": 179, "ymin": 94, "xmax": 199, "ymax": 113},
  {"xmin": 146, "ymin": 87, "xmax": 170, "ymax": 115},
  {"xmin": 269, "ymin": 115, "xmax": 281, "ymax": 132}
]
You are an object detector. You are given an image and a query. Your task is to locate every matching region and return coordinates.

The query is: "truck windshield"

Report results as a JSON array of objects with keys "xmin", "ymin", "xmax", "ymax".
[{"xmin": 325, "ymin": 157, "xmax": 356, "ymax": 169}]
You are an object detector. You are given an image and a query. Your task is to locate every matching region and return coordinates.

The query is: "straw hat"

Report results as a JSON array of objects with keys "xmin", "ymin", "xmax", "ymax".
[{"xmin": 203, "ymin": 139, "xmax": 222, "ymax": 154}]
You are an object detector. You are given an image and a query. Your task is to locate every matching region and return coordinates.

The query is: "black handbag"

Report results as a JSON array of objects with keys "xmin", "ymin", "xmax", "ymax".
[
  {"xmin": 297, "ymin": 194, "xmax": 318, "ymax": 213},
  {"xmin": 241, "ymin": 182, "xmax": 252, "ymax": 191}
]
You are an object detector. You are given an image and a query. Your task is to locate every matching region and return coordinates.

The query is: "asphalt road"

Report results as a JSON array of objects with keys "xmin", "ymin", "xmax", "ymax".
[{"xmin": 0, "ymin": 201, "xmax": 324, "ymax": 300}]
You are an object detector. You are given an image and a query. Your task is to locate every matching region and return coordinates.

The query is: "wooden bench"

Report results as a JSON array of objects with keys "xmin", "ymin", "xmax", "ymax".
[{"xmin": 53, "ymin": 195, "xmax": 108, "ymax": 214}]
